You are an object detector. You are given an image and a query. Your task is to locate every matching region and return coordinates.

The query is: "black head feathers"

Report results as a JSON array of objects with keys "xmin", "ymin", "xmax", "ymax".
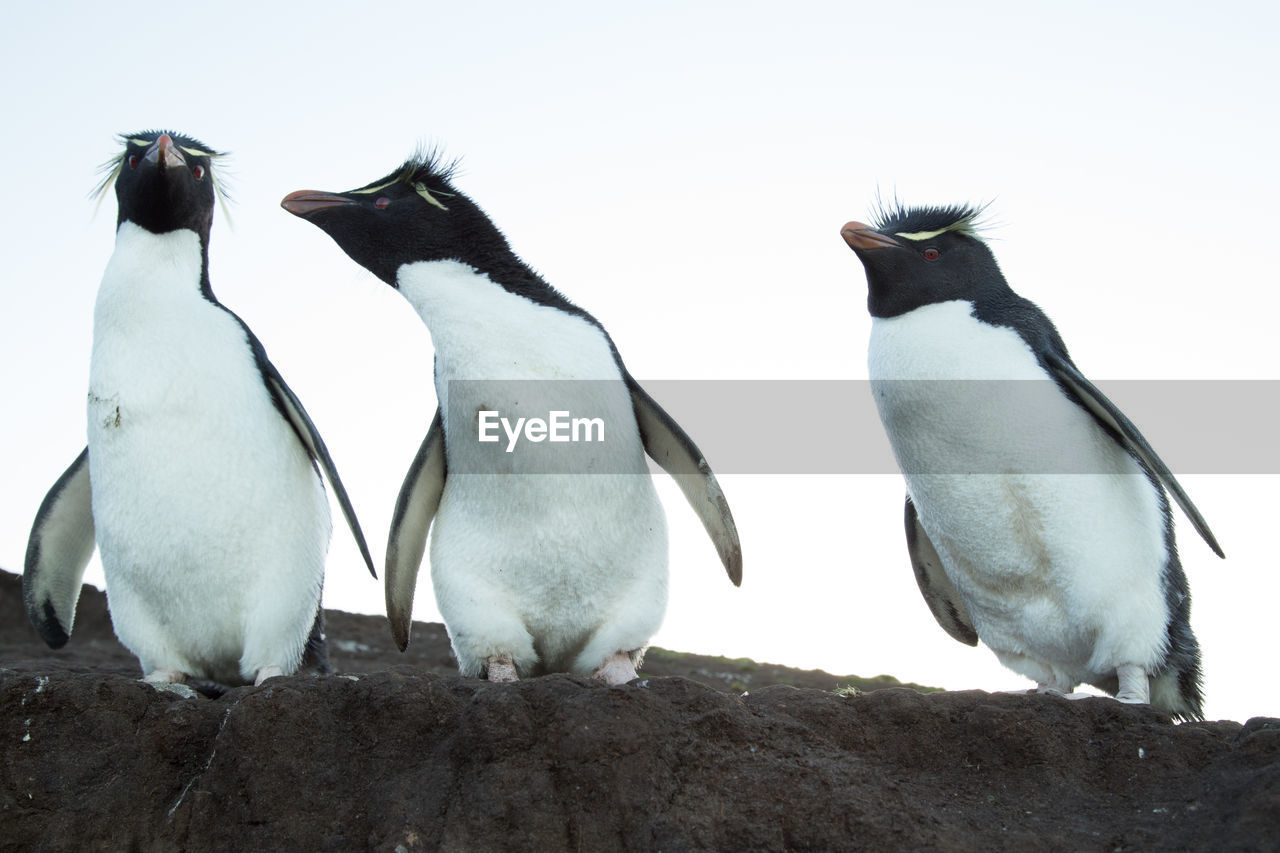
[
  {"xmin": 390, "ymin": 146, "xmax": 461, "ymax": 189},
  {"xmin": 870, "ymin": 200, "xmax": 991, "ymax": 243},
  {"xmin": 91, "ymin": 130, "xmax": 229, "ymax": 243},
  {"xmin": 346, "ymin": 146, "xmax": 462, "ymax": 206},
  {"xmin": 92, "ymin": 130, "xmax": 229, "ymax": 209},
  {"xmin": 282, "ymin": 147, "xmax": 599, "ymax": 322},
  {"xmin": 282, "ymin": 146, "xmax": 532, "ymax": 288},
  {"xmin": 844, "ymin": 199, "xmax": 1006, "ymax": 319}
]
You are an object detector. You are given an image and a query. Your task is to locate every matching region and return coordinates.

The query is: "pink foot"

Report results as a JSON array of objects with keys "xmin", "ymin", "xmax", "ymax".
[
  {"xmin": 486, "ymin": 654, "xmax": 518, "ymax": 682},
  {"xmin": 1115, "ymin": 664, "xmax": 1150, "ymax": 704},
  {"xmin": 143, "ymin": 669, "xmax": 187, "ymax": 685},
  {"xmin": 1033, "ymin": 682, "xmax": 1093, "ymax": 700},
  {"xmin": 594, "ymin": 651, "xmax": 638, "ymax": 685},
  {"xmin": 254, "ymin": 665, "xmax": 285, "ymax": 686},
  {"xmin": 141, "ymin": 669, "xmax": 198, "ymax": 698}
]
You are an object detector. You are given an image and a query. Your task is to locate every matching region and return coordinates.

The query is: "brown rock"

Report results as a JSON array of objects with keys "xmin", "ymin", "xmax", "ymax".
[{"xmin": 2, "ymin": 570, "xmax": 1277, "ymax": 851}]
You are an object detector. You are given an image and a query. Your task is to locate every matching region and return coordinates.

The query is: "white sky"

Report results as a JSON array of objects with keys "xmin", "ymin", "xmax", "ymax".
[{"xmin": 2, "ymin": 3, "xmax": 1277, "ymax": 721}]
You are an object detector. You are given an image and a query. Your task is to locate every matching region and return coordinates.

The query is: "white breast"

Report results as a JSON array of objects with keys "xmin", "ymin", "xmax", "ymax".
[
  {"xmin": 869, "ymin": 300, "xmax": 1170, "ymax": 683},
  {"xmin": 395, "ymin": 260, "xmax": 667, "ymax": 676},
  {"xmin": 87, "ymin": 223, "xmax": 330, "ymax": 684}
]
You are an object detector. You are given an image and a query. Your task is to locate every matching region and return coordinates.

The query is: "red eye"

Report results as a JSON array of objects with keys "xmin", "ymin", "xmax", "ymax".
[
  {"xmin": 375, "ymin": 197, "xmax": 391, "ymax": 210},
  {"xmin": 192, "ymin": 165, "xmax": 205, "ymax": 180},
  {"xmin": 923, "ymin": 247, "xmax": 941, "ymax": 261},
  {"xmin": 128, "ymin": 155, "xmax": 138, "ymax": 169}
]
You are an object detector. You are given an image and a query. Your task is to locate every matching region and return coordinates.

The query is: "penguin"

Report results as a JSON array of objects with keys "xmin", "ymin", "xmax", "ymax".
[
  {"xmin": 280, "ymin": 150, "xmax": 741, "ymax": 685},
  {"xmin": 840, "ymin": 202, "xmax": 1223, "ymax": 720},
  {"xmin": 23, "ymin": 131, "xmax": 375, "ymax": 688}
]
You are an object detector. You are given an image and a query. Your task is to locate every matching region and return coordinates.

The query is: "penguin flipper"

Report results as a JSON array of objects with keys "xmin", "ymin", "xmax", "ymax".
[
  {"xmin": 1042, "ymin": 351, "xmax": 1224, "ymax": 558},
  {"xmin": 385, "ymin": 408, "xmax": 446, "ymax": 651},
  {"xmin": 905, "ymin": 495, "xmax": 978, "ymax": 646},
  {"xmin": 626, "ymin": 375, "xmax": 742, "ymax": 586},
  {"xmin": 23, "ymin": 447, "xmax": 96, "ymax": 649},
  {"xmin": 258, "ymin": 357, "xmax": 378, "ymax": 578}
]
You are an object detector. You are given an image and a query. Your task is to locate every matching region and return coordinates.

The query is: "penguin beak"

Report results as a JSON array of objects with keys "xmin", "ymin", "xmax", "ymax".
[
  {"xmin": 144, "ymin": 133, "xmax": 186, "ymax": 170},
  {"xmin": 281, "ymin": 190, "xmax": 359, "ymax": 217},
  {"xmin": 840, "ymin": 221, "xmax": 901, "ymax": 252}
]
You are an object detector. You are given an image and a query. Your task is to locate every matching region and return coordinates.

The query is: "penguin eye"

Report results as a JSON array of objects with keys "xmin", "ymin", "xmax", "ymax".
[
  {"xmin": 375, "ymin": 197, "xmax": 391, "ymax": 210},
  {"xmin": 192, "ymin": 165, "xmax": 205, "ymax": 180},
  {"xmin": 923, "ymin": 248, "xmax": 941, "ymax": 261},
  {"xmin": 128, "ymin": 155, "xmax": 139, "ymax": 170}
]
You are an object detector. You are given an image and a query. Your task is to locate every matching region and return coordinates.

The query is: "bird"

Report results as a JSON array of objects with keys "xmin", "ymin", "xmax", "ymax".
[
  {"xmin": 23, "ymin": 130, "xmax": 375, "ymax": 689},
  {"xmin": 280, "ymin": 149, "xmax": 741, "ymax": 685},
  {"xmin": 840, "ymin": 202, "xmax": 1223, "ymax": 720}
]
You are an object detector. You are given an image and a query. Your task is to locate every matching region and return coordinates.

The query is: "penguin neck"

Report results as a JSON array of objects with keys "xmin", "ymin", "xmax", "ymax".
[
  {"xmin": 395, "ymin": 258, "xmax": 621, "ymax": 382},
  {"xmin": 868, "ymin": 299, "xmax": 1048, "ymax": 381},
  {"xmin": 92, "ymin": 223, "xmax": 225, "ymax": 377},
  {"xmin": 101, "ymin": 222, "xmax": 213, "ymax": 304},
  {"xmin": 105, "ymin": 221, "xmax": 217, "ymax": 304}
]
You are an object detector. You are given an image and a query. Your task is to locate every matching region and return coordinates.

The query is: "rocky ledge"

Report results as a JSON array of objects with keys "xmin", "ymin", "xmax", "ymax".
[{"xmin": 2, "ymin": 571, "xmax": 1276, "ymax": 851}]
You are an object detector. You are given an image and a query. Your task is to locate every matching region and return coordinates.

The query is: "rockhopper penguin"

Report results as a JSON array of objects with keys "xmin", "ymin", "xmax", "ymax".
[
  {"xmin": 282, "ymin": 150, "xmax": 741, "ymax": 685},
  {"xmin": 841, "ymin": 202, "xmax": 1223, "ymax": 720},
  {"xmin": 24, "ymin": 131, "xmax": 375, "ymax": 688}
]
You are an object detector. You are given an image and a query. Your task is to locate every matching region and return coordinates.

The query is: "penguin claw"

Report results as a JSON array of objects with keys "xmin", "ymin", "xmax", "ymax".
[
  {"xmin": 141, "ymin": 670, "xmax": 198, "ymax": 699},
  {"xmin": 253, "ymin": 665, "xmax": 285, "ymax": 686},
  {"xmin": 1116, "ymin": 664, "xmax": 1151, "ymax": 705},
  {"xmin": 147, "ymin": 682, "xmax": 199, "ymax": 700},
  {"xmin": 143, "ymin": 668, "xmax": 188, "ymax": 685},
  {"xmin": 1034, "ymin": 681, "xmax": 1080, "ymax": 697},
  {"xmin": 593, "ymin": 652, "xmax": 639, "ymax": 685},
  {"xmin": 486, "ymin": 655, "xmax": 518, "ymax": 683}
]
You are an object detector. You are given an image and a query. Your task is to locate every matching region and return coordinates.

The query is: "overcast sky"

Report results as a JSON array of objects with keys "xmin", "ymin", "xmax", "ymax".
[{"xmin": 2, "ymin": 2, "xmax": 1276, "ymax": 721}]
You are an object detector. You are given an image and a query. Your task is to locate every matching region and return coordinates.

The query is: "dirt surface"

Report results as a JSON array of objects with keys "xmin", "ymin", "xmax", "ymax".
[{"xmin": 3, "ymin": 569, "xmax": 1278, "ymax": 851}]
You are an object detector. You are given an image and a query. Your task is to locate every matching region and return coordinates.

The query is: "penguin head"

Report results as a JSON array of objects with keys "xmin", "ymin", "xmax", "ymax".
[
  {"xmin": 97, "ymin": 131, "xmax": 224, "ymax": 240},
  {"xmin": 281, "ymin": 150, "xmax": 515, "ymax": 287},
  {"xmin": 841, "ymin": 203, "xmax": 1009, "ymax": 318}
]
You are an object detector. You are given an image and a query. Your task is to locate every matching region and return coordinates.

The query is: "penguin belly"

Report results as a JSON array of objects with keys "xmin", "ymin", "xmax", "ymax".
[
  {"xmin": 430, "ymin": 469, "xmax": 668, "ymax": 678},
  {"xmin": 87, "ymin": 226, "xmax": 331, "ymax": 684},
  {"xmin": 869, "ymin": 300, "xmax": 1172, "ymax": 688},
  {"xmin": 430, "ymin": 363, "xmax": 668, "ymax": 678},
  {"xmin": 401, "ymin": 260, "xmax": 670, "ymax": 677}
]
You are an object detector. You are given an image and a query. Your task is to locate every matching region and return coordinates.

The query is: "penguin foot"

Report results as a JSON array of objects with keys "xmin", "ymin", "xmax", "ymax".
[
  {"xmin": 486, "ymin": 654, "xmax": 518, "ymax": 682},
  {"xmin": 143, "ymin": 668, "xmax": 188, "ymax": 685},
  {"xmin": 1034, "ymin": 681, "xmax": 1083, "ymax": 697},
  {"xmin": 593, "ymin": 652, "xmax": 638, "ymax": 685},
  {"xmin": 1115, "ymin": 664, "xmax": 1150, "ymax": 704},
  {"xmin": 146, "ymin": 682, "xmax": 200, "ymax": 699},
  {"xmin": 141, "ymin": 671, "xmax": 198, "ymax": 699},
  {"xmin": 1032, "ymin": 683, "xmax": 1094, "ymax": 701},
  {"xmin": 254, "ymin": 666, "xmax": 285, "ymax": 686}
]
